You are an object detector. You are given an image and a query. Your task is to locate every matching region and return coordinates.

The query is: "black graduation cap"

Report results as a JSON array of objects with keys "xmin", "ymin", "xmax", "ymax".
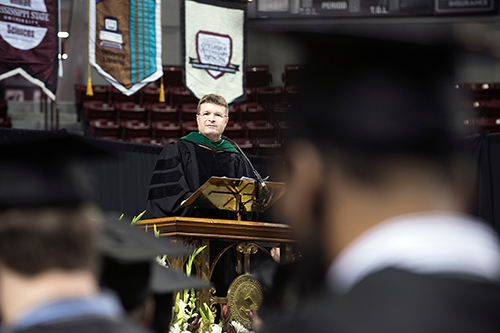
[
  {"xmin": 0, "ymin": 133, "xmax": 112, "ymax": 209},
  {"xmin": 151, "ymin": 263, "xmax": 210, "ymax": 293},
  {"xmin": 291, "ymin": 34, "xmax": 466, "ymax": 157},
  {"xmin": 100, "ymin": 214, "xmax": 191, "ymax": 261},
  {"xmin": 100, "ymin": 214, "xmax": 209, "ymax": 312}
]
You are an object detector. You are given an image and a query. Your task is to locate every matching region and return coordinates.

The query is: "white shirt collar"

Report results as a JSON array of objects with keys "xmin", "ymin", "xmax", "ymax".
[{"xmin": 327, "ymin": 212, "xmax": 500, "ymax": 295}]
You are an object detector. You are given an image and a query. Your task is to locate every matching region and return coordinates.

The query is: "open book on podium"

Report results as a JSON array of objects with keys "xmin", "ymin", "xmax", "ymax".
[{"xmin": 181, "ymin": 176, "xmax": 285, "ymax": 220}]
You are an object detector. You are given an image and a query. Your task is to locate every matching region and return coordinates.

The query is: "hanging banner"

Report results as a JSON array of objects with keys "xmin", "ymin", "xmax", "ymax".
[
  {"xmin": 182, "ymin": 0, "xmax": 246, "ymax": 104},
  {"xmin": 89, "ymin": 0, "xmax": 163, "ymax": 96},
  {"xmin": 0, "ymin": 0, "xmax": 59, "ymax": 100}
]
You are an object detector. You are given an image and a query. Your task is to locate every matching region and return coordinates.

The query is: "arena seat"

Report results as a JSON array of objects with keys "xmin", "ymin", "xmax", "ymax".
[
  {"xmin": 246, "ymin": 120, "xmax": 276, "ymax": 139},
  {"xmin": 121, "ymin": 120, "xmax": 151, "ymax": 140},
  {"xmin": 149, "ymin": 103, "xmax": 178, "ymax": 122},
  {"xmin": 229, "ymin": 138, "xmax": 254, "ymax": 155},
  {"xmin": 0, "ymin": 99, "xmax": 7, "ymax": 118},
  {"xmin": 84, "ymin": 101, "xmax": 116, "ymax": 121},
  {"xmin": 247, "ymin": 65, "xmax": 271, "ymax": 88},
  {"xmin": 285, "ymin": 85, "xmax": 300, "ymax": 106},
  {"xmin": 464, "ymin": 83, "xmax": 495, "ymax": 101},
  {"xmin": 239, "ymin": 103, "xmax": 265, "ymax": 121},
  {"xmin": 171, "ymin": 87, "xmax": 198, "ymax": 106},
  {"xmin": 224, "ymin": 121, "xmax": 245, "ymax": 139},
  {"xmin": 476, "ymin": 118, "xmax": 500, "ymax": 133},
  {"xmin": 0, "ymin": 116, "xmax": 12, "ymax": 128},
  {"xmin": 284, "ymin": 64, "xmax": 305, "ymax": 88},
  {"xmin": 89, "ymin": 119, "xmax": 120, "ymax": 138},
  {"xmin": 182, "ymin": 121, "xmax": 198, "ymax": 136},
  {"xmin": 152, "ymin": 121, "xmax": 182, "ymax": 139},
  {"xmin": 161, "ymin": 65, "xmax": 183, "ymax": 88},
  {"xmin": 117, "ymin": 102, "xmax": 147, "ymax": 121},
  {"xmin": 257, "ymin": 86, "xmax": 285, "ymax": 108},
  {"xmin": 129, "ymin": 137, "xmax": 163, "ymax": 146},
  {"xmin": 256, "ymin": 138, "xmax": 283, "ymax": 156},
  {"xmin": 485, "ymin": 101, "xmax": 500, "ymax": 117},
  {"xmin": 180, "ymin": 103, "xmax": 198, "ymax": 122},
  {"xmin": 143, "ymin": 86, "xmax": 166, "ymax": 104}
]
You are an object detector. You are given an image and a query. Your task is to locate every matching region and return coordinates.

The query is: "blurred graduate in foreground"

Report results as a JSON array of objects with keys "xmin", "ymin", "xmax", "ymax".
[{"xmin": 265, "ymin": 35, "xmax": 500, "ymax": 332}]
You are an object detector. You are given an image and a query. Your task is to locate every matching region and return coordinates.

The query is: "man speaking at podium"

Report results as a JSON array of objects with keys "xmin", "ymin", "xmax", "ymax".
[{"xmin": 145, "ymin": 93, "xmax": 252, "ymax": 220}]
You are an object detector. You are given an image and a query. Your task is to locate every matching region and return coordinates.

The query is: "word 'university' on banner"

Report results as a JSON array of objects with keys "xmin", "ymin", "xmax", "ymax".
[
  {"xmin": 182, "ymin": 0, "xmax": 246, "ymax": 104},
  {"xmin": 0, "ymin": 0, "xmax": 58, "ymax": 100},
  {"xmin": 89, "ymin": 0, "xmax": 163, "ymax": 96}
]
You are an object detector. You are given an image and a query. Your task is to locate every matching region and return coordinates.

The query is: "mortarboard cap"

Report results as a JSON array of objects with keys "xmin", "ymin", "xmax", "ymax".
[
  {"xmin": 100, "ymin": 214, "xmax": 207, "ymax": 311},
  {"xmin": 0, "ymin": 133, "xmax": 112, "ymax": 209},
  {"xmin": 291, "ymin": 34, "xmax": 465, "ymax": 157},
  {"xmin": 151, "ymin": 263, "xmax": 210, "ymax": 293},
  {"xmin": 100, "ymin": 214, "xmax": 191, "ymax": 261}
]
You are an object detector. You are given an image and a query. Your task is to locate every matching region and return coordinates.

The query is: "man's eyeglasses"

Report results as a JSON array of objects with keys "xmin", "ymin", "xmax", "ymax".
[{"xmin": 198, "ymin": 111, "xmax": 227, "ymax": 120}]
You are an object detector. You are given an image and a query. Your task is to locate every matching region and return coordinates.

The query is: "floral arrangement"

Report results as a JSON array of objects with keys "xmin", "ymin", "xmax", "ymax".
[
  {"xmin": 168, "ymin": 247, "xmax": 255, "ymax": 333},
  {"xmin": 124, "ymin": 211, "xmax": 255, "ymax": 333}
]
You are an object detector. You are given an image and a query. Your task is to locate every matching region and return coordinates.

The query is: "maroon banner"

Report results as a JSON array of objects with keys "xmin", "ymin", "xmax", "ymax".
[{"xmin": 0, "ymin": 0, "xmax": 59, "ymax": 100}]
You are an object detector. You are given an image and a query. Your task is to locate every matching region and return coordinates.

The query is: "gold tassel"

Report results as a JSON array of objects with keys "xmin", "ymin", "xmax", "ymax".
[
  {"xmin": 86, "ymin": 0, "xmax": 93, "ymax": 97},
  {"xmin": 86, "ymin": 75, "xmax": 93, "ymax": 96},
  {"xmin": 159, "ymin": 76, "xmax": 165, "ymax": 102}
]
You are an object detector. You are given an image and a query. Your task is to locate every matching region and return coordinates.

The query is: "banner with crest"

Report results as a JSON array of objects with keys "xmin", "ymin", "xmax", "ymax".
[
  {"xmin": 0, "ymin": 0, "xmax": 58, "ymax": 100},
  {"xmin": 182, "ymin": 0, "xmax": 246, "ymax": 104},
  {"xmin": 89, "ymin": 0, "xmax": 163, "ymax": 96}
]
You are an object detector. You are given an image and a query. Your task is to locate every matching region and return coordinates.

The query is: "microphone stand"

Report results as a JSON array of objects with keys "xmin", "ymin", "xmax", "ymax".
[{"xmin": 222, "ymin": 136, "xmax": 271, "ymax": 211}]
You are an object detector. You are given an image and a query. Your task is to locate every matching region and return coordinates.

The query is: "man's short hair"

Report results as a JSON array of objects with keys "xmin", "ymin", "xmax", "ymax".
[
  {"xmin": 0, "ymin": 204, "xmax": 102, "ymax": 276},
  {"xmin": 197, "ymin": 94, "xmax": 228, "ymax": 116}
]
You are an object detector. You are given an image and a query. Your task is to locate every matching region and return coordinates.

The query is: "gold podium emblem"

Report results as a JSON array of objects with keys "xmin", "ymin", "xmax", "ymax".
[{"xmin": 227, "ymin": 274, "xmax": 264, "ymax": 327}]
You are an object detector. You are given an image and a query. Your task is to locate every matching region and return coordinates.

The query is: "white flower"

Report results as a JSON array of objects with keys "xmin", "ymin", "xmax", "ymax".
[
  {"xmin": 175, "ymin": 299, "xmax": 187, "ymax": 320},
  {"xmin": 170, "ymin": 323, "xmax": 181, "ymax": 333},
  {"xmin": 209, "ymin": 323, "xmax": 222, "ymax": 333},
  {"xmin": 231, "ymin": 320, "xmax": 254, "ymax": 333},
  {"xmin": 155, "ymin": 255, "xmax": 167, "ymax": 266}
]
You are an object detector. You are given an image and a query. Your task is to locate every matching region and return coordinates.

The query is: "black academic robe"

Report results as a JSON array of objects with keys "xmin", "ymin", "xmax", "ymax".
[
  {"xmin": 144, "ymin": 138, "xmax": 253, "ymax": 297},
  {"xmin": 11, "ymin": 316, "xmax": 149, "ymax": 333},
  {"xmin": 267, "ymin": 267, "xmax": 500, "ymax": 333},
  {"xmin": 145, "ymin": 138, "xmax": 252, "ymax": 220}
]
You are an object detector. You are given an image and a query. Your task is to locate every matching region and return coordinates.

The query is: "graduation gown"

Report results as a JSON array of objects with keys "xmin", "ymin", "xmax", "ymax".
[
  {"xmin": 265, "ymin": 213, "xmax": 500, "ymax": 333},
  {"xmin": 268, "ymin": 268, "xmax": 500, "ymax": 333},
  {"xmin": 145, "ymin": 138, "xmax": 252, "ymax": 220}
]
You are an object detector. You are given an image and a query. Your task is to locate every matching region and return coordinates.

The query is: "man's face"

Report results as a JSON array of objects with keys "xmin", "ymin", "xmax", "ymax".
[{"xmin": 196, "ymin": 103, "xmax": 228, "ymax": 142}]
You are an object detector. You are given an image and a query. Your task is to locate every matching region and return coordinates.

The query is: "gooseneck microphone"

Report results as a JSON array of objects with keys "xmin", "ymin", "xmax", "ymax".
[{"xmin": 222, "ymin": 136, "xmax": 269, "ymax": 195}]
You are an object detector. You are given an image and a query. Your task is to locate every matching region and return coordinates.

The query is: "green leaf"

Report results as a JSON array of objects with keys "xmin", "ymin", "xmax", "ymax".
[
  {"xmin": 131, "ymin": 210, "xmax": 146, "ymax": 225},
  {"xmin": 205, "ymin": 303, "xmax": 214, "ymax": 323},
  {"xmin": 119, "ymin": 213, "xmax": 124, "ymax": 220},
  {"xmin": 193, "ymin": 245, "xmax": 207, "ymax": 258},
  {"xmin": 198, "ymin": 303, "xmax": 209, "ymax": 322}
]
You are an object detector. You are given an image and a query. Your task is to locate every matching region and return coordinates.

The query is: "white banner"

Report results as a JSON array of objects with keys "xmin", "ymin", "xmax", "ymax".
[{"xmin": 182, "ymin": 0, "xmax": 246, "ymax": 104}]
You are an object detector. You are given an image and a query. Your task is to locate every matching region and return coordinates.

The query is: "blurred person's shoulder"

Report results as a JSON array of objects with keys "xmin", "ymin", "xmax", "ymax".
[
  {"xmin": 270, "ymin": 267, "xmax": 500, "ymax": 333},
  {"xmin": 12, "ymin": 316, "xmax": 149, "ymax": 333}
]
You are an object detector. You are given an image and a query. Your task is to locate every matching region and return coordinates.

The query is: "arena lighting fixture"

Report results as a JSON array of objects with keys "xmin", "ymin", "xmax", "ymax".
[{"xmin": 58, "ymin": 31, "xmax": 69, "ymax": 38}]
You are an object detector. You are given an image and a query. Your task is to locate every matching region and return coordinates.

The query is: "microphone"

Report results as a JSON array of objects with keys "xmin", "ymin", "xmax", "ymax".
[{"xmin": 222, "ymin": 136, "xmax": 270, "ymax": 196}]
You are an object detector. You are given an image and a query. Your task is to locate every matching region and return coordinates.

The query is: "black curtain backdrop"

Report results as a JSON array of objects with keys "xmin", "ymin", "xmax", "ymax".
[
  {"xmin": 2, "ymin": 127, "xmax": 500, "ymax": 232},
  {"xmin": 0, "ymin": 128, "xmax": 280, "ymax": 221}
]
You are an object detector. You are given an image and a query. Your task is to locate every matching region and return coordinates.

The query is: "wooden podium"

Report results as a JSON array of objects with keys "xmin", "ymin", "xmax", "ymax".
[
  {"xmin": 136, "ymin": 177, "xmax": 291, "ymax": 325},
  {"xmin": 135, "ymin": 216, "xmax": 295, "ymax": 322}
]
